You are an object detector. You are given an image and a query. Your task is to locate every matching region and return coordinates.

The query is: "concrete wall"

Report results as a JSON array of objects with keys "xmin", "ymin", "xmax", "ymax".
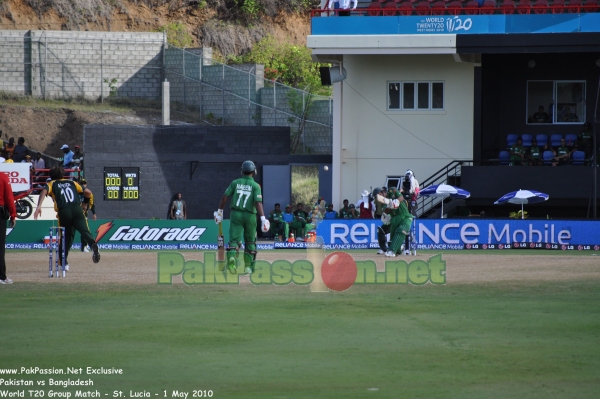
[
  {"xmin": 0, "ymin": 30, "xmax": 165, "ymax": 100},
  {"xmin": 84, "ymin": 125, "xmax": 290, "ymax": 220},
  {"xmin": 337, "ymin": 54, "xmax": 475, "ymax": 208}
]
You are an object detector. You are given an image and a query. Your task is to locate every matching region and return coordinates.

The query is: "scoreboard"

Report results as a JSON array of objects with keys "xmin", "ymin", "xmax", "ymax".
[{"xmin": 103, "ymin": 167, "xmax": 140, "ymax": 200}]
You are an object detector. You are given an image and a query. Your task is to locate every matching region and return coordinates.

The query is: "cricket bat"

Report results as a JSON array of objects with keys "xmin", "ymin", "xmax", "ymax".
[{"xmin": 217, "ymin": 222, "xmax": 225, "ymax": 271}]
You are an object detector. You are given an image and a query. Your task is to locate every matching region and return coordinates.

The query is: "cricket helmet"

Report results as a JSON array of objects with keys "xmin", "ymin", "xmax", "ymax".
[{"xmin": 241, "ymin": 160, "xmax": 256, "ymax": 173}]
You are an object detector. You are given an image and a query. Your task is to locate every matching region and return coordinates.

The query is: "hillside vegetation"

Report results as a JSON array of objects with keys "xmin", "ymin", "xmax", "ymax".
[{"xmin": 0, "ymin": 0, "xmax": 316, "ymax": 59}]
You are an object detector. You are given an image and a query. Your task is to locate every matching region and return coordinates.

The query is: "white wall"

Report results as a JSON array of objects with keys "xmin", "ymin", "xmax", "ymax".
[{"xmin": 335, "ymin": 54, "xmax": 475, "ymax": 207}]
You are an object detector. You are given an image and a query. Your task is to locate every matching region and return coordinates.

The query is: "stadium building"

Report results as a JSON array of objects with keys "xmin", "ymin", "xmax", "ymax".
[{"xmin": 308, "ymin": 2, "xmax": 600, "ymax": 218}]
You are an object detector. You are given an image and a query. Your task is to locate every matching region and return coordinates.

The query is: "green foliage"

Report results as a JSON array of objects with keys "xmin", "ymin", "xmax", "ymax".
[
  {"xmin": 510, "ymin": 210, "xmax": 528, "ymax": 219},
  {"xmin": 103, "ymin": 78, "xmax": 118, "ymax": 97},
  {"xmin": 158, "ymin": 23, "xmax": 194, "ymax": 48},
  {"xmin": 239, "ymin": 35, "xmax": 331, "ymax": 95},
  {"xmin": 291, "ymin": 165, "xmax": 319, "ymax": 207},
  {"xmin": 239, "ymin": 0, "xmax": 261, "ymax": 19}
]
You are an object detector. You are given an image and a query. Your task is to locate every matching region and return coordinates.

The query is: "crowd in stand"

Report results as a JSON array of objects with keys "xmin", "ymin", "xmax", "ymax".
[
  {"xmin": 503, "ymin": 122, "xmax": 594, "ymax": 166},
  {"xmin": 0, "ymin": 131, "xmax": 85, "ymax": 190}
]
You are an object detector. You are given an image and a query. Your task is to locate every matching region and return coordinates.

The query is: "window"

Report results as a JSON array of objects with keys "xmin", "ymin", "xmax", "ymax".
[
  {"xmin": 527, "ymin": 80, "xmax": 585, "ymax": 124},
  {"xmin": 388, "ymin": 81, "xmax": 444, "ymax": 110}
]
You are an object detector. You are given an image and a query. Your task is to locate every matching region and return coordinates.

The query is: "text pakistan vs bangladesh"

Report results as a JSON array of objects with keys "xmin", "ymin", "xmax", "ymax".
[{"xmin": 0, "ymin": 368, "xmax": 213, "ymax": 398}]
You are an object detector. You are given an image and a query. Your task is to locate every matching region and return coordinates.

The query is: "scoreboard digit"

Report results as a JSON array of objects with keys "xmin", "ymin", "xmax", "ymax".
[
  {"xmin": 103, "ymin": 167, "xmax": 140, "ymax": 200},
  {"xmin": 122, "ymin": 167, "xmax": 140, "ymax": 200},
  {"xmin": 104, "ymin": 167, "xmax": 122, "ymax": 200}
]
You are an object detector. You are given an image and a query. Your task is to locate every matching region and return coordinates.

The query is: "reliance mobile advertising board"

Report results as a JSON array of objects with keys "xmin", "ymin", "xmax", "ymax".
[
  {"xmin": 5, "ymin": 219, "xmax": 600, "ymax": 251},
  {"xmin": 315, "ymin": 219, "xmax": 600, "ymax": 251}
]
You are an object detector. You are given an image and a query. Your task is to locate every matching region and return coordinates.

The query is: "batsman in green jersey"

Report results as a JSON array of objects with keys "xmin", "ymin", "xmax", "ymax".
[
  {"xmin": 34, "ymin": 166, "xmax": 101, "ymax": 270},
  {"xmin": 382, "ymin": 188, "xmax": 413, "ymax": 257},
  {"xmin": 214, "ymin": 160, "xmax": 269, "ymax": 275}
]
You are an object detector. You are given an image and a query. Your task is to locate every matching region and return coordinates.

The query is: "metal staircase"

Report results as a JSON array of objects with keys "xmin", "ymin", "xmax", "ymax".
[{"xmin": 386, "ymin": 160, "xmax": 473, "ymax": 218}]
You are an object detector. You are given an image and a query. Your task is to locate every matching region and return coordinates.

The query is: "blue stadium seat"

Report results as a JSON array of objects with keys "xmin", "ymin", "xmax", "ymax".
[
  {"xmin": 565, "ymin": 133, "xmax": 578, "ymax": 147},
  {"xmin": 572, "ymin": 150, "xmax": 585, "ymax": 165},
  {"xmin": 550, "ymin": 133, "xmax": 563, "ymax": 147},
  {"xmin": 543, "ymin": 150, "xmax": 555, "ymax": 165},
  {"xmin": 499, "ymin": 150, "xmax": 510, "ymax": 165},
  {"xmin": 507, "ymin": 134, "xmax": 519, "ymax": 148},
  {"xmin": 535, "ymin": 134, "xmax": 548, "ymax": 147},
  {"xmin": 521, "ymin": 133, "xmax": 533, "ymax": 147}
]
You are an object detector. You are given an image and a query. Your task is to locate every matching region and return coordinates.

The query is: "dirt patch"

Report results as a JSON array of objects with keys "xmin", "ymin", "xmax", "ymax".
[
  {"xmin": 0, "ymin": 105, "xmax": 162, "ymax": 157},
  {"xmin": 6, "ymin": 251, "xmax": 600, "ymax": 285}
]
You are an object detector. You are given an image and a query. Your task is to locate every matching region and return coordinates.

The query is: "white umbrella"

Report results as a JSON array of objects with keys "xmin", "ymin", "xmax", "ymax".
[
  {"xmin": 420, "ymin": 184, "xmax": 471, "ymax": 218},
  {"xmin": 494, "ymin": 189, "xmax": 549, "ymax": 219}
]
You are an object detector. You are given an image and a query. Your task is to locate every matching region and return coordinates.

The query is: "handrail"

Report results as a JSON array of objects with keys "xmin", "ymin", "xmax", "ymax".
[{"xmin": 416, "ymin": 160, "xmax": 473, "ymax": 217}]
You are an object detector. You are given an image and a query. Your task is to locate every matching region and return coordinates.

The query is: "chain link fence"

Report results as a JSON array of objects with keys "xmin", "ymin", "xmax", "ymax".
[
  {"xmin": 0, "ymin": 31, "xmax": 333, "ymax": 155},
  {"xmin": 164, "ymin": 47, "xmax": 333, "ymax": 155}
]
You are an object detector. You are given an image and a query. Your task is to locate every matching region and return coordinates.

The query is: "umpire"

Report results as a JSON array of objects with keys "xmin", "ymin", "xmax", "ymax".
[
  {"xmin": 214, "ymin": 160, "xmax": 269, "ymax": 275},
  {"xmin": 34, "ymin": 166, "xmax": 100, "ymax": 270}
]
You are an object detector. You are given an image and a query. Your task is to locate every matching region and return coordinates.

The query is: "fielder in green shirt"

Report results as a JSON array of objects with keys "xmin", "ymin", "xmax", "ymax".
[
  {"xmin": 268, "ymin": 203, "xmax": 284, "ymax": 239},
  {"xmin": 528, "ymin": 139, "xmax": 542, "ymax": 166},
  {"xmin": 214, "ymin": 160, "xmax": 269, "ymax": 275}
]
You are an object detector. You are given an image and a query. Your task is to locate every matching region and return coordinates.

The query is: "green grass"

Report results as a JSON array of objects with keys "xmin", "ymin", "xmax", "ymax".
[
  {"xmin": 0, "ymin": 91, "xmax": 160, "ymax": 114},
  {"xmin": 291, "ymin": 165, "xmax": 318, "ymax": 208},
  {"xmin": 1, "ymin": 278, "xmax": 599, "ymax": 398}
]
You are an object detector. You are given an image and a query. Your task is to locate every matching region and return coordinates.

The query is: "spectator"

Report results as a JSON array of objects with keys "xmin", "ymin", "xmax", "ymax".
[
  {"xmin": 356, "ymin": 189, "xmax": 374, "ymax": 218},
  {"xmin": 291, "ymin": 203, "xmax": 311, "ymax": 240},
  {"xmin": 338, "ymin": 199, "xmax": 350, "ymax": 218},
  {"xmin": 0, "ymin": 170, "xmax": 16, "ymax": 284},
  {"xmin": 170, "ymin": 192, "xmax": 187, "ymax": 220},
  {"xmin": 4, "ymin": 137, "xmax": 15, "ymax": 160},
  {"xmin": 510, "ymin": 137, "xmax": 527, "ymax": 166},
  {"xmin": 561, "ymin": 106, "xmax": 579, "ymax": 122},
  {"xmin": 13, "ymin": 137, "xmax": 28, "ymax": 163},
  {"xmin": 4, "ymin": 153, "xmax": 13, "ymax": 163},
  {"xmin": 33, "ymin": 152, "xmax": 46, "ymax": 186},
  {"xmin": 578, "ymin": 122, "xmax": 592, "ymax": 159},
  {"xmin": 311, "ymin": 205, "xmax": 323, "ymax": 223},
  {"xmin": 60, "ymin": 144, "xmax": 75, "ymax": 178},
  {"xmin": 72, "ymin": 145, "xmax": 84, "ymax": 181},
  {"xmin": 554, "ymin": 138, "xmax": 573, "ymax": 165},
  {"xmin": 528, "ymin": 138, "xmax": 543, "ymax": 166},
  {"xmin": 530, "ymin": 105, "xmax": 550, "ymax": 123},
  {"xmin": 347, "ymin": 204, "xmax": 359, "ymax": 218},
  {"xmin": 282, "ymin": 205, "xmax": 294, "ymax": 239},
  {"xmin": 268, "ymin": 203, "xmax": 285, "ymax": 240},
  {"xmin": 324, "ymin": 203, "xmax": 338, "ymax": 219}
]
